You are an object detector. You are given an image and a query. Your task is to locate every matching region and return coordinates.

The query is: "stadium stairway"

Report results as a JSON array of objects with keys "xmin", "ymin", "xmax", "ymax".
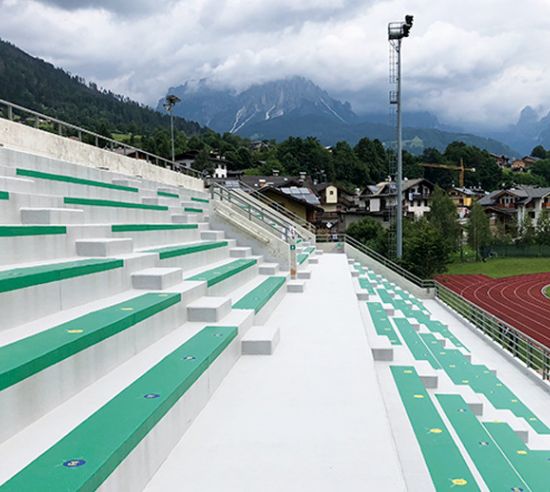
[
  {"xmin": 350, "ymin": 259, "xmax": 550, "ymax": 491},
  {"xmin": 0, "ymin": 147, "xmax": 321, "ymax": 491}
]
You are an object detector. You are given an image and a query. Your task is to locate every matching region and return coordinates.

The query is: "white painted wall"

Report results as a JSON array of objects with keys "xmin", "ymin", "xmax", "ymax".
[{"xmin": 0, "ymin": 119, "xmax": 204, "ymax": 191}]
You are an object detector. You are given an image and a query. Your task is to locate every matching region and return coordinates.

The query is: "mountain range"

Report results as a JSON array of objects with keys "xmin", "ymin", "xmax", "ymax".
[{"xmin": 160, "ymin": 76, "xmax": 518, "ymax": 156}]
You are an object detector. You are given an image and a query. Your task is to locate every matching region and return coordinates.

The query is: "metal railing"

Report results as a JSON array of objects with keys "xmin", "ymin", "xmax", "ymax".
[
  {"xmin": 435, "ymin": 282, "xmax": 550, "ymax": 380},
  {"xmin": 317, "ymin": 233, "xmax": 435, "ymax": 289},
  {"xmin": 210, "ymin": 182, "xmax": 308, "ymax": 244},
  {"xmin": 0, "ymin": 98, "xmax": 201, "ymax": 179},
  {"xmin": 318, "ymin": 233, "xmax": 550, "ymax": 380},
  {"xmin": 237, "ymin": 181, "xmax": 316, "ymax": 234}
]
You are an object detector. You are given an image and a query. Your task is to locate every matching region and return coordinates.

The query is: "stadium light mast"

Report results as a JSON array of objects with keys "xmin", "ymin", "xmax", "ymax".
[
  {"xmin": 164, "ymin": 94, "xmax": 181, "ymax": 164},
  {"xmin": 388, "ymin": 14, "xmax": 413, "ymax": 259}
]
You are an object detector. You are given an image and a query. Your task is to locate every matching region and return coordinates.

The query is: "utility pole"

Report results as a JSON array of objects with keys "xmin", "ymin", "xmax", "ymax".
[
  {"xmin": 164, "ymin": 94, "xmax": 181, "ymax": 164},
  {"xmin": 388, "ymin": 15, "xmax": 414, "ymax": 258}
]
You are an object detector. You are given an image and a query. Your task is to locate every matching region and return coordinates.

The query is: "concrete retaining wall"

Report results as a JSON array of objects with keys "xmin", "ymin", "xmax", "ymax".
[{"xmin": 0, "ymin": 119, "xmax": 203, "ymax": 191}]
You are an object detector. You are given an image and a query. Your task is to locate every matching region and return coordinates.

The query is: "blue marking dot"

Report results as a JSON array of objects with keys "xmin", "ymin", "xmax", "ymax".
[
  {"xmin": 144, "ymin": 393, "xmax": 160, "ymax": 399},
  {"xmin": 63, "ymin": 459, "xmax": 86, "ymax": 468}
]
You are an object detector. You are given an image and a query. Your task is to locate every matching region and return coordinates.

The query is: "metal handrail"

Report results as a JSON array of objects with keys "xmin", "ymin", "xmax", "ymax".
[
  {"xmin": 0, "ymin": 98, "xmax": 201, "ymax": 179},
  {"xmin": 317, "ymin": 233, "xmax": 549, "ymax": 380},
  {"xmin": 210, "ymin": 182, "xmax": 304, "ymax": 243},
  {"xmin": 238, "ymin": 181, "xmax": 316, "ymax": 233},
  {"xmin": 435, "ymin": 282, "xmax": 549, "ymax": 380}
]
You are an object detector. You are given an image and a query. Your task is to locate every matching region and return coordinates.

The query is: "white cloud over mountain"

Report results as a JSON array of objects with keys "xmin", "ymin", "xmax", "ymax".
[{"xmin": 1, "ymin": 0, "xmax": 550, "ymax": 130}]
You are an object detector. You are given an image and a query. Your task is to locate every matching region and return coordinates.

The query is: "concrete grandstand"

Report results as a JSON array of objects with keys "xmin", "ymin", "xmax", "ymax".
[{"xmin": 0, "ymin": 102, "xmax": 548, "ymax": 491}]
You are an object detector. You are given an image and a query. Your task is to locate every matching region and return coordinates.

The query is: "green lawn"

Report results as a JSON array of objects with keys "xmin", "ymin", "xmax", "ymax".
[
  {"xmin": 545, "ymin": 286, "xmax": 550, "ymax": 298},
  {"xmin": 446, "ymin": 257, "xmax": 550, "ymax": 278}
]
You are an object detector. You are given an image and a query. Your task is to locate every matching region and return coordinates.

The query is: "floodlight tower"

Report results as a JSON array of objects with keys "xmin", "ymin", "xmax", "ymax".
[
  {"xmin": 388, "ymin": 15, "xmax": 413, "ymax": 258},
  {"xmin": 164, "ymin": 94, "xmax": 181, "ymax": 164}
]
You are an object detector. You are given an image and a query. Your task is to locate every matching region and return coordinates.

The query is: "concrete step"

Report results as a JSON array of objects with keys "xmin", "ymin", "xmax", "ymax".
[
  {"xmin": 309, "ymin": 256, "xmax": 319, "ymax": 264},
  {"xmin": 76, "ymin": 238, "xmax": 134, "ymax": 257},
  {"xmin": 287, "ymin": 280, "xmax": 305, "ymax": 293},
  {"xmin": 297, "ymin": 270, "xmax": 311, "ymax": 280},
  {"xmin": 356, "ymin": 292, "xmax": 370, "ymax": 301},
  {"xmin": 200, "ymin": 230, "xmax": 225, "ymax": 241},
  {"xmin": 20, "ymin": 207, "xmax": 85, "ymax": 224},
  {"xmin": 171, "ymin": 214, "xmax": 193, "ymax": 224},
  {"xmin": 230, "ymin": 247, "xmax": 252, "ymax": 258},
  {"xmin": 186, "ymin": 296, "xmax": 232, "ymax": 322},
  {"xmin": 259, "ymin": 263, "xmax": 279, "ymax": 275},
  {"xmin": 112, "ymin": 178, "xmax": 142, "ymax": 188},
  {"xmin": 131, "ymin": 267, "xmax": 183, "ymax": 290},
  {"xmin": 241, "ymin": 324, "xmax": 280, "ymax": 355},
  {"xmin": 0, "ymin": 176, "xmax": 36, "ymax": 194}
]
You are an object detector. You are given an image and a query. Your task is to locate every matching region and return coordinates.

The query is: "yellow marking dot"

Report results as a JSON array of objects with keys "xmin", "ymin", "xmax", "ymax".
[
  {"xmin": 516, "ymin": 450, "xmax": 528, "ymax": 455},
  {"xmin": 413, "ymin": 394, "xmax": 424, "ymax": 399},
  {"xmin": 403, "ymin": 370, "xmax": 413, "ymax": 374},
  {"xmin": 511, "ymin": 399, "xmax": 518, "ymax": 403},
  {"xmin": 529, "ymin": 417, "xmax": 537, "ymax": 421},
  {"xmin": 449, "ymin": 364, "xmax": 456, "ymax": 368},
  {"xmin": 120, "ymin": 307, "xmax": 134, "ymax": 311},
  {"xmin": 496, "ymin": 383, "xmax": 502, "ymax": 387},
  {"xmin": 451, "ymin": 478, "xmax": 468, "ymax": 486},
  {"xmin": 492, "ymin": 420, "xmax": 503, "ymax": 424},
  {"xmin": 451, "ymin": 478, "xmax": 468, "ymax": 487},
  {"xmin": 66, "ymin": 329, "xmax": 83, "ymax": 334},
  {"xmin": 429, "ymin": 428, "xmax": 443, "ymax": 434},
  {"xmin": 461, "ymin": 380, "xmax": 469, "ymax": 384}
]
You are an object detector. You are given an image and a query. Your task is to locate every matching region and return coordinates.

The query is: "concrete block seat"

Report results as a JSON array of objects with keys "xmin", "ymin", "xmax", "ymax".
[
  {"xmin": 367, "ymin": 302, "xmax": 401, "ymax": 346},
  {"xmin": 393, "ymin": 318, "xmax": 440, "ymax": 369},
  {"xmin": 0, "ymin": 292, "xmax": 183, "ymax": 442},
  {"xmin": 0, "ymin": 258, "xmax": 126, "ymax": 328},
  {"xmin": 0, "ymin": 191, "xmax": 66, "ymax": 224},
  {"xmin": 0, "ymin": 326, "xmax": 237, "ymax": 491},
  {"xmin": 14, "ymin": 167, "xmax": 143, "ymax": 201},
  {"xmin": 110, "ymin": 223, "xmax": 203, "ymax": 249},
  {"xmin": 63, "ymin": 197, "xmax": 173, "ymax": 224},
  {"xmin": 437, "ymin": 394, "xmax": 546, "ymax": 491},
  {"xmin": 390, "ymin": 366, "xmax": 477, "ymax": 490},
  {"xmin": 0, "ymin": 225, "xmax": 72, "ymax": 265},
  {"xmin": 233, "ymin": 276, "xmax": 287, "ymax": 324},
  {"xmin": 358, "ymin": 278, "xmax": 376, "ymax": 295},
  {"xmin": 186, "ymin": 258, "xmax": 259, "ymax": 296},
  {"xmin": 145, "ymin": 240, "xmax": 232, "ymax": 271}
]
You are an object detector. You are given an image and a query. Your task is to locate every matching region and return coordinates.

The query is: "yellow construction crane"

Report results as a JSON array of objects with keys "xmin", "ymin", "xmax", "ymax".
[{"xmin": 419, "ymin": 159, "xmax": 476, "ymax": 188}]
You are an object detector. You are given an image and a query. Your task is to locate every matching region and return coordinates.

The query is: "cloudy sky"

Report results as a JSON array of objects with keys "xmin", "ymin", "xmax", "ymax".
[{"xmin": 1, "ymin": 0, "xmax": 549, "ymax": 130}]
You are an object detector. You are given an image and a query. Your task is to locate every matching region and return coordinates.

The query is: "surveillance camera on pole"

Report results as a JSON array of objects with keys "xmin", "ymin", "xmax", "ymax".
[
  {"xmin": 163, "ymin": 94, "xmax": 181, "ymax": 164},
  {"xmin": 388, "ymin": 14, "xmax": 414, "ymax": 259}
]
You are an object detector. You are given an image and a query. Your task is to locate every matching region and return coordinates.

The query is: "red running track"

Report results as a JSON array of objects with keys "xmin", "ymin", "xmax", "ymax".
[{"xmin": 436, "ymin": 273, "xmax": 550, "ymax": 349}]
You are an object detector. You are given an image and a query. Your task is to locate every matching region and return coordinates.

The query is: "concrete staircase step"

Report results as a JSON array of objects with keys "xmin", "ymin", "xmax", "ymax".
[
  {"xmin": 131, "ymin": 267, "xmax": 183, "ymax": 290},
  {"xmin": 200, "ymin": 230, "xmax": 225, "ymax": 241},
  {"xmin": 112, "ymin": 178, "xmax": 141, "ymax": 188},
  {"xmin": 241, "ymin": 325, "xmax": 280, "ymax": 355},
  {"xmin": 356, "ymin": 292, "xmax": 370, "ymax": 301},
  {"xmin": 287, "ymin": 280, "xmax": 305, "ymax": 293},
  {"xmin": 297, "ymin": 270, "xmax": 311, "ymax": 280},
  {"xmin": 187, "ymin": 296, "xmax": 232, "ymax": 322},
  {"xmin": 308, "ymin": 256, "xmax": 319, "ymax": 264},
  {"xmin": 76, "ymin": 238, "xmax": 133, "ymax": 257},
  {"xmin": 171, "ymin": 214, "xmax": 192, "ymax": 224},
  {"xmin": 20, "ymin": 207, "xmax": 84, "ymax": 224},
  {"xmin": 230, "ymin": 247, "xmax": 252, "ymax": 258},
  {"xmin": 259, "ymin": 263, "xmax": 279, "ymax": 275}
]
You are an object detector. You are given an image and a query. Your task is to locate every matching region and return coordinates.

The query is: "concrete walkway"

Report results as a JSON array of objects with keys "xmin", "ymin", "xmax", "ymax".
[{"xmin": 146, "ymin": 254, "xmax": 406, "ymax": 491}]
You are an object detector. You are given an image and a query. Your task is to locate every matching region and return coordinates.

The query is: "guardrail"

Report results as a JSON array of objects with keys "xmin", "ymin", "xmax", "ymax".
[
  {"xmin": 237, "ymin": 181, "xmax": 317, "ymax": 234},
  {"xmin": 435, "ymin": 282, "xmax": 549, "ymax": 380},
  {"xmin": 0, "ymin": 98, "xmax": 201, "ymax": 179},
  {"xmin": 318, "ymin": 233, "xmax": 549, "ymax": 381},
  {"xmin": 210, "ymin": 182, "xmax": 306, "ymax": 244}
]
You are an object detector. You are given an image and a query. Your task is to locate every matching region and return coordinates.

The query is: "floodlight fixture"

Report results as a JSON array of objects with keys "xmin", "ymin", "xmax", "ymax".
[{"xmin": 164, "ymin": 94, "xmax": 181, "ymax": 163}]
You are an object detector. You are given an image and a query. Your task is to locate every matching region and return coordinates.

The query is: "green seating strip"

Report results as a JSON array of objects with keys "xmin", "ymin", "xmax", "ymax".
[
  {"xmin": 0, "ymin": 258, "xmax": 123, "ymax": 293},
  {"xmin": 297, "ymin": 253, "xmax": 308, "ymax": 265},
  {"xmin": 233, "ymin": 276, "xmax": 286, "ymax": 313},
  {"xmin": 148, "ymin": 241, "xmax": 228, "ymax": 260},
  {"xmin": 0, "ymin": 293, "xmax": 181, "ymax": 391},
  {"xmin": 187, "ymin": 259, "xmax": 257, "ymax": 287},
  {"xmin": 358, "ymin": 278, "xmax": 375, "ymax": 294},
  {"xmin": 391, "ymin": 366, "xmax": 479, "ymax": 491},
  {"xmin": 394, "ymin": 318, "xmax": 440, "ymax": 368},
  {"xmin": 437, "ymin": 394, "xmax": 529, "ymax": 491},
  {"xmin": 16, "ymin": 168, "xmax": 138, "ymax": 193},
  {"xmin": 184, "ymin": 207, "xmax": 203, "ymax": 213},
  {"xmin": 0, "ymin": 326, "xmax": 237, "ymax": 492},
  {"xmin": 484, "ymin": 422, "xmax": 550, "ymax": 491},
  {"xmin": 0, "ymin": 191, "xmax": 9, "ymax": 200},
  {"xmin": 367, "ymin": 302, "xmax": 401, "ymax": 345},
  {"xmin": 157, "ymin": 191, "xmax": 179, "ymax": 198},
  {"xmin": 111, "ymin": 224, "xmax": 198, "ymax": 232},
  {"xmin": 0, "ymin": 226, "xmax": 66, "ymax": 237},
  {"xmin": 64, "ymin": 197, "xmax": 168, "ymax": 211},
  {"xmin": 191, "ymin": 197, "xmax": 209, "ymax": 203}
]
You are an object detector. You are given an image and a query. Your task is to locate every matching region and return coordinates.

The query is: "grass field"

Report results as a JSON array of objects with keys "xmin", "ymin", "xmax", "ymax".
[{"xmin": 446, "ymin": 257, "xmax": 550, "ymax": 278}]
